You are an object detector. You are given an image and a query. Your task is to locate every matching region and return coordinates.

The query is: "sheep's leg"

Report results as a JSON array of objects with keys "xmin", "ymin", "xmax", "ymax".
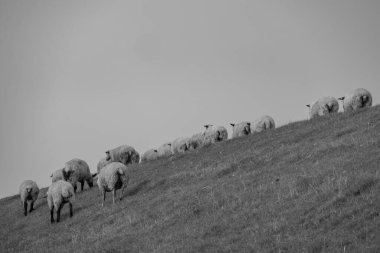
[
  {"xmin": 29, "ymin": 201, "xmax": 34, "ymax": 212},
  {"xmin": 50, "ymin": 208, "xmax": 55, "ymax": 223},
  {"xmin": 73, "ymin": 185, "xmax": 77, "ymax": 193},
  {"xmin": 102, "ymin": 190, "xmax": 106, "ymax": 207},
  {"xmin": 69, "ymin": 202, "xmax": 73, "ymax": 217},
  {"xmin": 112, "ymin": 189, "xmax": 117, "ymax": 205},
  {"xmin": 81, "ymin": 181, "xmax": 84, "ymax": 191},
  {"xmin": 120, "ymin": 185, "xmax": 126, "ymax": 201},
  {"xmin": 23, "ymin": 201, "xmax": 28, "ymax": 216},
  {"xmin": 57, "ymin": 204, "xmax": 63, "ymax": 223}
]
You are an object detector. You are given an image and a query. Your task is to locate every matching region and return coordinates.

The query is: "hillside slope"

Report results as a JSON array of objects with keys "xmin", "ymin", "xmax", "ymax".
[{"xmin": 1, "ymin": 106, "xmax": 380, "ymax": 253}]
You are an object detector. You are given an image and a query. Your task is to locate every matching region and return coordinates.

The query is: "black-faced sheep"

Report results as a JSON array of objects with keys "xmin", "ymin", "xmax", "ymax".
[{"xmin": 19, "ymin": 180, "xmax": 39, "ymax": 216}]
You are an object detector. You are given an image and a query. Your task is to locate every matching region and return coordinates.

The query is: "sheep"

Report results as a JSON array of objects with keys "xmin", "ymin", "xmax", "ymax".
[
  {"xmin": 141, "ymin": 149, "xmax": 160, "ymax": 163},
  {"xmin": 47, "ymin": 180, "xmax": 75, "ymax": 223},
  {"xmin": 156, "ymin": 142, "xmax": 172, "ymax": 157},
  {"xmin": 230, "ymin": 122, "xmax": 251, "ymax": 138},
  {"xmin": 19, "ymin": 180, "xmax": 39, "ymax": 216},
  {"xmin": 187, "ymin": 132, "xmax": 206, "ymax": 150},
  {"xmin": 306, "ymin": 96, "xmax": 339, "ymax": 119},
  {"xmin": 51, "ymin": 168, "xmax": 71, "ymax": 183},
  {"xmin": 105, "ymin": 145, "xmax": 140, "ymax": 166},
  {"xmin": 250, "ymin": 115, "xmax": 275, "ymax": 134},
  {"xmin": 97, "ymin": 157, "xmax": 111, "ymax": 173},
  {"xmin": 97, "ymin": 162, "xmax": 129, "ymax": 206},
  {"xmin": 204, "ymin": 125, "xmax": 228, "ymax": 144},
  {"xmin": 65, "ymin": 158, "xmax": 96, "ymax": 193},
  {"xmin": 171, "ymin": 137, "xmax": 190, "ymax": 154},
  {"xmin": 338, "ymin": 88, "xmax": 372, "ymax": 112}
]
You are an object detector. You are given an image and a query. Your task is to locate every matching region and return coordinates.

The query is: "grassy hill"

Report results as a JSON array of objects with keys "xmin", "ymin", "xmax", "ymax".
[{"xmin": 1, "ymin": 106, "xmax": 380, "ymax": 253}]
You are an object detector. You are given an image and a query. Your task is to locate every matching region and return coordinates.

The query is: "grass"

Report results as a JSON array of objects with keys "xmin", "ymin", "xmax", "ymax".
[{"xmin": 1, "ymin": 105, "xmax": 380, "ymax": 252}]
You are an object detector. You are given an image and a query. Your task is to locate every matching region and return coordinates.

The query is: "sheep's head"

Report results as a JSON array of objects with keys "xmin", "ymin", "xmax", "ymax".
[
  {"xmin": 244, "ymin": 123, "xmax": 251, "ymax": 134},
  {"xmin": 204, "ymin": 124, "xmax": 213, "ymax": 129},
  {"xmin": 105, "ymin": 151, "xmax": 111, "ymax": 161},
  {"xmin": 230, "ymin": 123, "xmax": 235, "ymax": 127},
  {"xmin": 306, "ymin": 104, "xmax": 311, "ymax": 108},
  {"xmin": 154, "ymin": 149, "xmax": 158, "ymax": 153},
  {"xmin": 338, "ymin": 97, "xmax": 345, "ymax": 101}
]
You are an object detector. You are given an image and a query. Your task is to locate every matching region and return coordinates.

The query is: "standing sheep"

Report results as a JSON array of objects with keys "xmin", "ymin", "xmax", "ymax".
[
  {"xmin": 105, "ymin": 145, "xmax": 140, "ymax": 166},
  {"xmin": 338, "ymin": 88, "xmax": 372, "ymax": 112},
  {"xmin": 47, "ymin": 180, "xmax": 75, "ymax": 223},
  {"xmin": 250, "ymin": 115, "xmax": 275, "ymax": 134},
  {"xmin": 19, "ymin": 180, "xmax": 39, "ymax": 216},
  {"xmin": 187, "ymin": 132, "xmax": 206, "ymax": 150},
  {"xmin": 306, "ymin": 96, "xmax": 339, "ymax": 119},
  {"xmin": 97, "ymin": 162, "xmax": 129, "ymax": 206},
  {"xmin": 65, "ymin": 158, "xmax": 96, "ymax": 193},
  {"xmin": 97, "ymin": 157, "xmax": 111, "ymax": 173},
  {"xmin": 141, "ymin": 149, "xmax": 160, "ymax": 163},
  {"xmin": 204, "ymin": 125, "xmax": 228, "ymax": 144},
  {"xmin": 157, "ymin": 142, "xmax": 172, "ymax": 157},
  {"xmin": 171, "ymin": 137, "xmax": 190, "ymax": 154},
  {"xmin": 230, "ymin": 122, "xmax": 251, "ymax": 139}
]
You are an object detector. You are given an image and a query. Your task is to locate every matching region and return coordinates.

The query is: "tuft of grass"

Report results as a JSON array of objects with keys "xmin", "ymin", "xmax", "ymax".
[{"xmin": 1, "ymin": 105, "xmax": 380, "ymax": 252}]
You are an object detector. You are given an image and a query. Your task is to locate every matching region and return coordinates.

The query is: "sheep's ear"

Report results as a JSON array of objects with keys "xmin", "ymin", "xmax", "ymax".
[
  {"xmin": 306, "ymin": 104, "xmax": 310, "ymax": 107},
  {"xmin": 92, "ymin": 173, "xmax": 98, "ymax": 178},
  {"xmin": 118, "ymin": 168, "xmax": 125, "ymax": 175},
  {"xmin": 230, "ymin": 123, "xmax": 235, "ymax": 127},
  {"xmin": 338, "ymin": 97, "xmax": 345, "ymax": 101}
]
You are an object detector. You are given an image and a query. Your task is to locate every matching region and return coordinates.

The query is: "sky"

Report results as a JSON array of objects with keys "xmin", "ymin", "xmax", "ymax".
[{"xmin": 1, "ymin": 0, "xmax": 380, "ymax": 198}]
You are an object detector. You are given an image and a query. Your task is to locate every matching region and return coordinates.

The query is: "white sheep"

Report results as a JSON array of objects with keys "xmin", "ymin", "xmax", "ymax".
[
  {"xmin": 156, "ymin": 142, "xmax": 172, "ymax": 157},
  {"xmin": 105, "ymin": 145, "xmax": 140, "ymax": 166},
  {"xmin": 141, "ymin": 149, "xmax": 160, "ymax": 163},
  {"xmin": 51, "ymin": 168, "xmax": 71, "ymax": 183},
  {"xmin": 338, "ymin": 88, "xmax": 372, "ymax": 112},
  {"xmin": 19, "ymin": 180, "xmax": 39, "ymax": 216},
  {"xmin": 97, "ymin": 162, "xmax": 129, "ymax": 206},
  {"xmin": 306, "ymin": 96, "xmax": 339, "ymax": 119},
  {"xmin": 187, "ymin": 132, "xmax": 206, "ymax": 150},
  {"xmin": 97, "ymin": 157, "xmax": 111, "ymax": 173},
  {"xmin": 65, "ymin": 158, "xmax": 96, "ymax": 193},
  {"xmin": 230, "ymin": 122, "xmax": 251, "ymax": 138},
  {"xmin": 203, "ymin": 125, "xmax": 228, "ymax": 144},
  {"xmin": 250, "ymin": 115, "xmax": 275, "ymax": 134},
  {"xmin": 171, "ymin": 137, "xmax": 190, "ymax": 154},
  {"xmin": 47, "ymin": 180, "xmax": 75, "ymax": 223}
]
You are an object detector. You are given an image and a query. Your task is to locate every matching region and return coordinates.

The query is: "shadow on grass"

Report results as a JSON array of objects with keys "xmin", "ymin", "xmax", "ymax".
[{"xmin": 126, "ymin": 180, "xmax": 150, "ymax": 197}]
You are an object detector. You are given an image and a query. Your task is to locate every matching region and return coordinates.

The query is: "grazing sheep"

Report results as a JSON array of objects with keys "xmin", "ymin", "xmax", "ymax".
[
  {"xmin": 171, "ymin": 137, "xmax": 190, "ymax": 154},
  {"xmin": 204, "ymin": 125, "xmax": 228, "ymax": 144},
  {"xmin": 338, "ymin": 88, "xmax": 372, "ymax": 112},
  {"xmin": 250, "ymin": 115, "xmax": 275, "ymax": 133},
  {"xmin": 19, "ymin": 180, "xmax": 39, "ymax": 216},
  {"xmin": 51, "ymin": 168, "xmax": 71, "ymax": 183},
  {"xmin": 141, "ymin": 149, "xmax": 160, "ymax": 162},
  {"xmin": 187, "ymin": 132, "xmax": 206, "ymax": 150},
  {"xmin": 47, "ymin": 180, "xmax": 75, "ymax": 223},
  {"xmin": 105, "ymin": 145, "xmax": 140, "ymax": 166},
  {"xmin": 157, "ymin": 142, "xmax": 172, "ymax": 157},
  {"xmin": 97, "ymin": 162, "xmax": 129, "ymax": 206},
  {"xmin": 230, "ymin": 122, "xmax": 251, "ymax": 138},
  {"xmin": 306, "ymin": 97, "xmax": 339, "ymax": 119},
  {"xmin": 97, "ymin": 157, "xmax": 111, "ymax": 173},
  {"xmin": 65, "ymin": 158, "xmax": 96, "ymax": 193}
]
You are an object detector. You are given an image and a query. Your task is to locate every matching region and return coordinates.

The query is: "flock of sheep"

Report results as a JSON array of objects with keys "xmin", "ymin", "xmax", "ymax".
[{"xmin": 18, "ymin": 88, "xmax": 373, "ymax": 223}]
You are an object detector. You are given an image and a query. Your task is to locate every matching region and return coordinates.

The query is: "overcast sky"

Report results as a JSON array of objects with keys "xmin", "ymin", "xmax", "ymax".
[{"xmin": 1, "ymin": 0, "xmax": 380, "ymax": 198}]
